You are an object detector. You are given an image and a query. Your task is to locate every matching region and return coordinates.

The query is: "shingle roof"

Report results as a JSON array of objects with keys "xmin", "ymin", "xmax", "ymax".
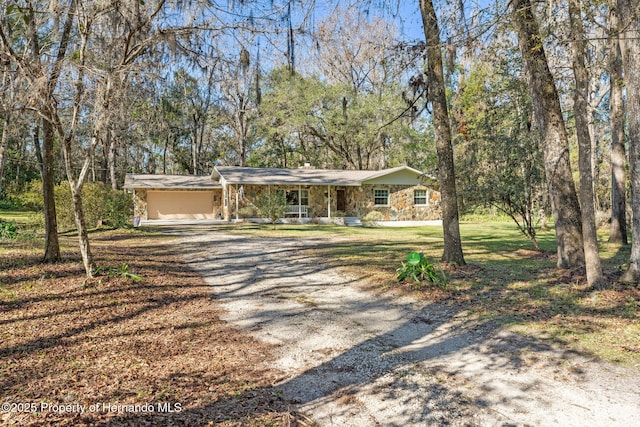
[
  {"xmin": 123, "ymin": 174, "xmax": 221, "ymax": 189},
  {"xmin": 212, "ymin": 166, "xmax": 421, "ymax": 186},
  {"xmin": 124, "ymin": 166, "xmax": 430, "ymax": 189}
]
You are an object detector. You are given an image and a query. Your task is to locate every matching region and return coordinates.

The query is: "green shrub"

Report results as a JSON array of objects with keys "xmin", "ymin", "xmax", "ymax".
[
  {"xmin": 16, "ymin": 181, "xmax": 44, "ymax": 210},
  {"xmin": 11, "ymin": 180, "xmax": 133, "ymax": 230},
  {"xmin": 54, "ymin": 184, "xmax": 75, "ymax": 230},
  {"xmin": 237, "ymin": 205, "xmax": 258, "ymax": 219},
  {"xmin": 396, "ymin": 251, "xmax": 446, "ymax": 287},
  {"xmin": 22, "ymin": 181, "xmax": 133, "ymax": 230},
  {"xmin": 0, "ymin": 220, "xmax": 17, "ymax": 240},
  {"xmin": 255, "ymin": 191, "xmax": 287, "ymax": 228},
  {"xmin": 362, "ymin": 210, "xmax": 384, "ymax": 222},
  {"xmin": 94, "ymin": 263, "xmax": 144, "ymax": 281},
  {"xmin": 0, "ymin": 196, "xmax": 19, "ymax": 209},
  {"xmin": 102, "ymin": 188, "xmax": 134, "ymax": 228}
]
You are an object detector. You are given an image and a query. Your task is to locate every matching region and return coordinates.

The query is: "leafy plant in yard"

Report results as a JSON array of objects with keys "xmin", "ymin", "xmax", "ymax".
[
  {"xmin": 0, "ymin": 220, "xmax": 17, "ymax": 240},
  {"xmin": 255, "ymin": 191, "xmax": 288, "ymax": 229},
  {"xmin": 362, "ymin": 210, "xmax": 384, "ymax": 226},
  {"xmin": 111, "ymin": 263, "xmax": 144, "ymax": 281},
  {"xmin": 15, "ymin": 180, "xmax": 133, "ymax": 230},
  {"xmin": 94, "ymin": 263, "xmax": 143, "ymax": 281},
  {"xmin": 396, "ymin": 251, "xmax": 446, "ymax": 286},
  {"xmin": 237, "ymin": 205, "xmax": 258, "ymax": 219},
  {"xmin": 0, "ymin": 196, "xmax": 19, "ymax": 209}
]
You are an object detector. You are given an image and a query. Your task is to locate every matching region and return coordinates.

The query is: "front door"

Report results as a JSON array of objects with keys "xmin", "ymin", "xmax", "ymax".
[{"xmin": 336, "ymin": 189, "xmax": 346, "ymax": 212}]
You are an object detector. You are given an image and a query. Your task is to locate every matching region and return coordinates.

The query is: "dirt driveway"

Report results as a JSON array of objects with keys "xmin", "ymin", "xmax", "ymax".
[{"xmin": 171, "ymin": 227, "xmax": 639, "ymax": 426}]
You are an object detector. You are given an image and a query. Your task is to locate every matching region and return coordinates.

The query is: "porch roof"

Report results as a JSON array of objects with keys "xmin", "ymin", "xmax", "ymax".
[
  {"xmin": 124, "ymin": 166, "xmax": 433, "ymax": 190},
  {"xmin": 123, "ymin": 174, "xmax": 222, "ymax": 189},
  {"xmin": 212, "ymin": 166, "xmax": 425, "ymax": 186}
]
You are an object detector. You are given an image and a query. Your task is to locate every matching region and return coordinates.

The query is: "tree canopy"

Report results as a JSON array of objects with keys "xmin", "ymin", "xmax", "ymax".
[{"xmin": 1, "ymin": 0, "xmax": 639, "ymax": 284}]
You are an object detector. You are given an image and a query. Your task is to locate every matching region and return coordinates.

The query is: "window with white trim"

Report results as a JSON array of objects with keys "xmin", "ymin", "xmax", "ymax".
[
  {"xmin": 374, "ymin": 189, "xmax": 389, "ymax": 206},
  {"xmin": 286, "ymin": 189, "xmax": 309, "ymax": 206},
  {"xmin": 414, "ymin": 189, "xmax": 428, "ymax": 206}
]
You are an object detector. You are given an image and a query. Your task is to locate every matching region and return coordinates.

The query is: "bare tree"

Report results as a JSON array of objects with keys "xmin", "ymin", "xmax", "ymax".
[
  {"xmin": 0, "ymin": 0, "xmax": 80, "ymax": 261},
  {"xmin": 314, "ymin": 9, "xmax": 401, "ymax": 94},
  {"xmin": 217, "ymin": 48, "xmax": 260, "ymax": 167},
  {"xmin": 419, "ymin": 0, "xmax": 465, "ymax": 265},
  {"xmin": 1, "ymin": 0, "xmax": 222, "ymax": 276},
  {"xmin": 0, "ymin": 60, "xmax": 15, "ymax": 193}
]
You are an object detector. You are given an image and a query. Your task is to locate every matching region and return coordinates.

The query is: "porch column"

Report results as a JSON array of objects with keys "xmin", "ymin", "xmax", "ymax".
[
  {"xmin": 235, "ymin": 184, "xmax": 239, "ymax": 221},
  {"xmin": 223, "ymin": 185, "xmax": 228, "ymax": 221},
  {"xmin": 327, "ymin": 185, "xmax": 331, "ymax": 218},
  {"xmin": 298, "ymin": 184, "xmax": 302, "ymax": 220}
]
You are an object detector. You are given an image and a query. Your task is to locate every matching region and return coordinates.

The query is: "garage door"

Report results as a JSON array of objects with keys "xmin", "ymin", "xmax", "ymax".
[{"xmin": 147, "ymin": 191, "xmax": 214, "ymax": 219}]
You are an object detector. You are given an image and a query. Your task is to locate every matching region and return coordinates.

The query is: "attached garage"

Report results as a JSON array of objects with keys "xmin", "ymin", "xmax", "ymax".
[
  {"xmin": 124, "ymin": 174, "xmax": 223, "ymax": 222},
  {"xmin": 147, "ymin": 190, "xmax": 215, "ymax": 219}
]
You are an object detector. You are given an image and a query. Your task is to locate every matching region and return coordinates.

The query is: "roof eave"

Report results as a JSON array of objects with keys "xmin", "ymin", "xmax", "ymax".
[{"xmin": 222, "ymin": 180, "xmax": 362, "ymax": 186}]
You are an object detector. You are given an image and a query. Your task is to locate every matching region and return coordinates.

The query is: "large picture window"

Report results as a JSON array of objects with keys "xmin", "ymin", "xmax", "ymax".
[
  {"xmin": 414, "ymin": 189, "xmax": 428, "ymax": 206},
  {"xmin": 286, "ymin": 189, "xmax": 309, "ymax": 206},
  {"xmin": 374, "ymin": 189, "xmax": 389, "ymax": 206}
]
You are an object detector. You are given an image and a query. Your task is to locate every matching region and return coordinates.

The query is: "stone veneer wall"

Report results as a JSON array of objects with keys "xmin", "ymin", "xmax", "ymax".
[
  {"xmin": 133, "ymin": 189, "xmax": 147, "ymax": 220},
  {"xmin": 226, "ymin": 183, "xmax": 441, "ymax": 221},
  {"xmin": 345, "ymin": 184, "xmax": 441, "ymax": 220},
  {"xmin": 211, "ymin": 190, "xmax": 223, "ymax": 219}
]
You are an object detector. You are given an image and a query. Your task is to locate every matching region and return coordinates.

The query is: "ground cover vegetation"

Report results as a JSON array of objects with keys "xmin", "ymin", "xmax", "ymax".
[{"xmin": 226, "ymin": 222, "xmax": 639, "ymax": 366}]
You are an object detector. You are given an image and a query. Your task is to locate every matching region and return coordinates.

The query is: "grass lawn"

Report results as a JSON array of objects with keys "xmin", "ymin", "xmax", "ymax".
[
  {"xmin": 0, "ymin": 227, "xmax": 302, "ymax": 426},
  {"xmin": 225, "ymin": 220, "xmax": 640, "ymax": 367}
]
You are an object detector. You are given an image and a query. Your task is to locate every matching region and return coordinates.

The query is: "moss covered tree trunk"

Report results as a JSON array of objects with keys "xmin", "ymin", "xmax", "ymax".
[
  {"xmin": 419, "ymin": 0, "xmax": 465, "ymax": 265},
  {"xmin": 512, "ymin": 0, "xmax": 584, "ymax": 268},
  {"xmin": 608, "ymin": 0, "xmax": 628, "ymax": 245},
  {"xmin": 569, "ymin": 0, "xmax": 604, "ymax": 287},
  {"xmin": 619, "ymin": 0, "xmax": 640, "ymax": 282},
  {"xmin": 41, "ymin": 119, "xmax": 61, "ymax": 262}
]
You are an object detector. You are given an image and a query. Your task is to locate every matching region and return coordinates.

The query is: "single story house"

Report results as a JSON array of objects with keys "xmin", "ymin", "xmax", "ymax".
[{"xmin": 123, "ymin": 165, "xmax": 441, "ymax": 222}]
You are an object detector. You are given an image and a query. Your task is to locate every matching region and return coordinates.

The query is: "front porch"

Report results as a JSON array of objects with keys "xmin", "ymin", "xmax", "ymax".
[{"xmin": 224, "ymin": 184, "xmax": 351, "ymax": 221}]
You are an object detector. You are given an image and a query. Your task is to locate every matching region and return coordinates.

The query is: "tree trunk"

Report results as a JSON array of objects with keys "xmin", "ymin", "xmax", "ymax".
[
  {"xmin": 608, "ymin": 0, "xmax": 628, "ymax": 245},
  {"xmin": 55, "ymin": 1, "xmax": 95, "ymax": 278},
  {"xmin": 569, "ymin": 0, "xmax": 605, "ymax": 288},
  {"xmin": 238, "ymin": 106, "xmax": 247, "ymax": 167},
  {"xmin": 419, "ymin": 0, "xmax": 466, "ymax": 265},
  {"xmin": 0, "ymin": 114, "xmax": 9, "ymax": 193},
  {"xmin": 619, "ymin": 0, "xmax": 640, "ymax": 282},
  {"xmin": 42, "ymin": 119, "xmax": 61, "ymax": 262},
  {"xmin": 33, "ymin": 124, "xmax": 43, "ymax": 175},
  {"xmin": 59, "ymin": 130, "xmax": 97, "ymax": 278},
  {"xmin": 107, "ymin": 130, "xmax": 118, "ymax": 189},
  {"xmin": 100, "ymin": 143, "xmax": 108, "ymax": 184},
  {"xmin": 163, "ymin": 135, "xmax": 168, "ymax": 174},
  {"xmin": 587, "ymin": 92, "xmax": 600, "ymax": 210},
  {"xmin": 32, "ymin": 0, "xmax": 75, "ymax": 264},
  {"xmin": 191, "ymin": 122, "xmax": 198, "ymax": 175},
  {"xmin": 512, "ymin": 0, "xmax": 584, "ymax": 268},
  {"xmin": 70, "ymin": 185, "xmax": 94, "ymax": 276}
]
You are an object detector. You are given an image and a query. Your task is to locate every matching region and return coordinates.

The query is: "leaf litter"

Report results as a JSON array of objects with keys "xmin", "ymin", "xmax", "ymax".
[{"xmin": 0, "ymin": 230, "xmax": 312, "ymax": 426}]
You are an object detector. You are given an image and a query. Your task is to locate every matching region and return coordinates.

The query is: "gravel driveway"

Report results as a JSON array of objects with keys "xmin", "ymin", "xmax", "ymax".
[{"xmin": 171, "ymin": 227, "xmax": 639, "ymax": 426}]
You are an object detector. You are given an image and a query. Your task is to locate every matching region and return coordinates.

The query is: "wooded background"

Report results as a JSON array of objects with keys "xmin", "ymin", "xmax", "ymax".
[{"xmin": 0, "ymin": 0, "xmax": 639, "ymax": 285}]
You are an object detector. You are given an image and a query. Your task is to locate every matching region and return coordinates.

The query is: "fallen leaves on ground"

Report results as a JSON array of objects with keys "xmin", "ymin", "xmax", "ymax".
[{"xmin": 0, "ymin": 230, "xmax": 308, "ymax": 426}]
